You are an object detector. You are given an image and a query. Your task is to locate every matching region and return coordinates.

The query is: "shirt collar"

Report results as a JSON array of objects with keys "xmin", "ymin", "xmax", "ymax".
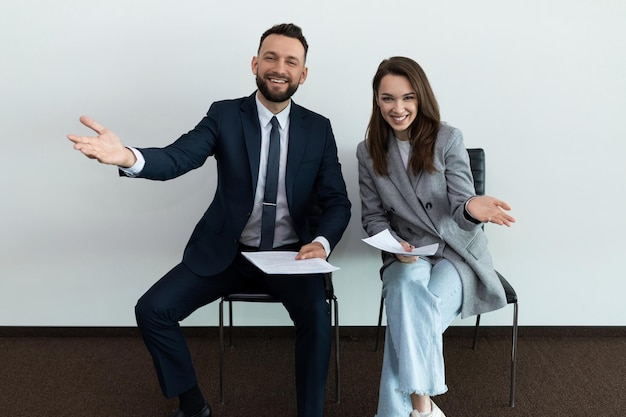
[{"xmin": 255, "ymin": 93, "xmax": 291, "ymax": 129}]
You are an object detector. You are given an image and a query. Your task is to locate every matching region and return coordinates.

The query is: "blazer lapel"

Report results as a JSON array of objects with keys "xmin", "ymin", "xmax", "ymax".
[
  {"xmin": 387, "ymin": 139, "xmax": 438, "ymax": 234},
  {"xmin": 240, "ymin": 93, "xmax": 262, "ymax": 196},
  {"xmin": 386, "ymin": 138, "xmax": 418, "ymax": 206}
]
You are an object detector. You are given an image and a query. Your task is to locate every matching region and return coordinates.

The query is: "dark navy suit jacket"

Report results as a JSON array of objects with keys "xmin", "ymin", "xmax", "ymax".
[{"xmin": 134, "ymin": 92, "xmax": 351, "ymax": 276}]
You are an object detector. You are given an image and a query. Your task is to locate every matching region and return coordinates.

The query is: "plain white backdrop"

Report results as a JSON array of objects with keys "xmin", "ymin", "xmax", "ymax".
[{"xmin": 1, "ymin": 1, "xmax": 625, "ymax": 327}]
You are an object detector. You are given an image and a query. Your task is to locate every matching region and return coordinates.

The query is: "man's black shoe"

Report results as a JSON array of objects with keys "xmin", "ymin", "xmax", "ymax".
[{"xmin": 170, "ymin": 402, "xmax": 211, "ymax": 417}]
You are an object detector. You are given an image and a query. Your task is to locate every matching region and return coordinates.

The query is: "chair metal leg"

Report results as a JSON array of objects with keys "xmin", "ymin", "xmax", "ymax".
[
  {"xmin": 471, "ymin": 305, "xmax": 517, "ymax": 407},
  {"xmin": 472, "ymin": 314, "xmax": 481, "ymax": 350},
  {"xmin": 332, "ymin": 297, "xmax": 340, "ymax": 404},
  {"xmin": 374, "ymin": 295, "xmax": 384, "ymax": 352},
  {"xmin": 228, "ymin": 300, "xmax": 234, "ymax": 348},
  {"xmin": 218, "ymin": 298, "xmax": 225, "ymax": 404},
  {"xmin": 510, "ymin": 302, "xmax": 519, "ymax": 407}
]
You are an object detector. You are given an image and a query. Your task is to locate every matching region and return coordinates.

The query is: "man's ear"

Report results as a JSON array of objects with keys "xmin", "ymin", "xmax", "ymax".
[
  {"xmin": 299, "ymin": 66, "xmax": 308, "ymax": 85},
  {"xmin": 251, "ymin": 56, "xmax": 258, "ymax": 76}
]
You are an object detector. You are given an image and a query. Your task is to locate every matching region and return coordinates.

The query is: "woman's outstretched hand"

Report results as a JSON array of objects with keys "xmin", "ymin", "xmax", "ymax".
[{"xmin": 467, "ymin": 196, "xmax": 516, "ymax": 226}]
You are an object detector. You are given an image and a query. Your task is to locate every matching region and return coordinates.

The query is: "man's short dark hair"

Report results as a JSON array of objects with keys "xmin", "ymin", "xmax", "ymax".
[{"xmin": 258, "ymin": 23, "xmax": 308, "ymax": 58}]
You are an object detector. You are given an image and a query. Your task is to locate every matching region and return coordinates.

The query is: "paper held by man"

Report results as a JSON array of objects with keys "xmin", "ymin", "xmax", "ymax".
[
  {"xmin": 242, "ymin": 251, "xmax": 340, "ymax": 274},
  {"xmin": 362, "ymin": 229, "xmax": 439, "ymax": 256}
]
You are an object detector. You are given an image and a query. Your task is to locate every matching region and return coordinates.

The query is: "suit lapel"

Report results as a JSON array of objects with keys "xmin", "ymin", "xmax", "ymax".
[
  {"xmin": 240, "ymin": 93, "xmax": 262, "ymax": 196},
  {"xmin": 285, "ymin": 102, "xmax": 308, "ymax": 204}
]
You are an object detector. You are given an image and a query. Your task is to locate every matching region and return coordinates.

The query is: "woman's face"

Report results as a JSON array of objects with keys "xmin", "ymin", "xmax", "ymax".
[{"xmin": 376, "ymin": 74, "xmax": 418, "ymax": 141}]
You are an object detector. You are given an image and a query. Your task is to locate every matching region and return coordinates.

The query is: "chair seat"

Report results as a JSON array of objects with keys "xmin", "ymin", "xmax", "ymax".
[{"xmin": 223, "ymin": 293, "xmax": 280, "ymax": 302}]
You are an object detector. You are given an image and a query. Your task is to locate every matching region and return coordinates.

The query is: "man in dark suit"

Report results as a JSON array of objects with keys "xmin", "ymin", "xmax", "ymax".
[{"xmin": 68, "ymin": 23, "xmax": 351, "ymax": 417}]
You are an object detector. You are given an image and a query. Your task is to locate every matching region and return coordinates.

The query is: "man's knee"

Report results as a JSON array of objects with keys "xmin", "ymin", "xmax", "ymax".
[
  {"xmin": 135, "ymin": 291, "xmax": 174, "ymax": 329},
  {"xmin": 134, "ymin": 293, "xmax": 152, "ymax": 327}
]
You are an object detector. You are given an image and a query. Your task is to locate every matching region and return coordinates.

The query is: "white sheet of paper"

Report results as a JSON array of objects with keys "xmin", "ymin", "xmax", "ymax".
[
  {"xmin": 362, "ymin": 229, "xmax": 439, "ymax": 256},
  {"xmin": 241, "ymin": 251, "xmax": 339, "ymax": 274}
]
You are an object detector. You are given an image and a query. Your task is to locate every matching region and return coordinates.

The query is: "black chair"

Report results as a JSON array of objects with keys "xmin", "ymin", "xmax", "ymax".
[
  {"xmin": 218, "ymin": 196, "xmax": 341, "ymax": 405},
  {"xmin": 373, "ymin": 148, "xmax": 518, "ymax": 407}
]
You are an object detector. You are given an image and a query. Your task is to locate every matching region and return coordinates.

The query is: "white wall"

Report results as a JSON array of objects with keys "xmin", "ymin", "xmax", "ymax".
[{"xmin": 1, "ymin": 0, "xmax": 625, "ymax": 327}]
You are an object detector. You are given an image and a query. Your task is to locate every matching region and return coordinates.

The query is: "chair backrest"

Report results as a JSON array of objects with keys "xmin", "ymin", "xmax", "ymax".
[
  {"xmin": 467, "ymin": 148, "xmax": 485, "ymax": 196},
  {"xmin": 467, "ymin": 148, "xmax": 518, "ymax": 307}
]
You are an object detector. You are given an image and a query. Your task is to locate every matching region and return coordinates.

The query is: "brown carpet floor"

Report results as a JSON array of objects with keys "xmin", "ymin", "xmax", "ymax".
[{"xmin": 1, "ymin": 327, "xmax": 624, "ymax": 417}]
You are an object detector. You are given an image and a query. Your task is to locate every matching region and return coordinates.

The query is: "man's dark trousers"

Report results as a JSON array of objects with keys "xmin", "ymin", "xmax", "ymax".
[{"xmin": 135, "ymin": 251, "xmax": 331, "ymax": 417}]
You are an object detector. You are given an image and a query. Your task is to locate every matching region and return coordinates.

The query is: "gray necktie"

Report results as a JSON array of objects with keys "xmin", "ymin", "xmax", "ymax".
[{"xmin": 259, "ymin": 116, "xmax": 280, "ymax": 250}]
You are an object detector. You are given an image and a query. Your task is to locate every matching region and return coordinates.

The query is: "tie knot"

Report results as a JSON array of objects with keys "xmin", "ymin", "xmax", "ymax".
[{"xmin": 270, "ymin": 116, "xmax": 279, "ymax": 129}]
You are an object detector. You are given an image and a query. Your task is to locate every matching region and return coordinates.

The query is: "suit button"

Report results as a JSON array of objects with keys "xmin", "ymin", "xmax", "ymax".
[{"xmin": 425, "ymin": 203, "xmax": 432, "ymax": 210}]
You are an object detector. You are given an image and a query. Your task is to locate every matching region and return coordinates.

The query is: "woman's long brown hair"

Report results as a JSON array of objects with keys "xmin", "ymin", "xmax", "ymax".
[{"xmin": 366, "ymin": 57, "xmax": 441, "ymax": 176}]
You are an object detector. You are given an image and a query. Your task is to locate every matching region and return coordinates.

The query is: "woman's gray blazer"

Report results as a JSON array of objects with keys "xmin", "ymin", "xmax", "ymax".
[{"xmin": 357, "ymin": 124, "xmax": 506, "ymax": 318}]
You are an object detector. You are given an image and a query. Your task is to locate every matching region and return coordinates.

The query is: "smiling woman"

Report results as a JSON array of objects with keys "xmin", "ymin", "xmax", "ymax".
[{"xmin": 357, "ymin": 56, "xmax": 515, "ymax": 417}]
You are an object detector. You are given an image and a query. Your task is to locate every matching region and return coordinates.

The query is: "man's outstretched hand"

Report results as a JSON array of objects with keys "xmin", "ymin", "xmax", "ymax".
[{"xmin": 67, "ymin": 116, "xmax": 136, "ymax": 168}]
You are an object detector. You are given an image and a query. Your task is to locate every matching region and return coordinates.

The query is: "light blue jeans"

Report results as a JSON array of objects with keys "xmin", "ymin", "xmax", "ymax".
[{"xmin": 375, "ymin": 257, "xmax": 463, "ymax": 417}]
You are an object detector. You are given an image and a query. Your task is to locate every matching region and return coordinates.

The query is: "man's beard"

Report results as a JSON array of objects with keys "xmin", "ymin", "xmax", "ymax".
[{"xmin": 256, "ymin": 75, "xmax": 300, "ymax": 103}]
